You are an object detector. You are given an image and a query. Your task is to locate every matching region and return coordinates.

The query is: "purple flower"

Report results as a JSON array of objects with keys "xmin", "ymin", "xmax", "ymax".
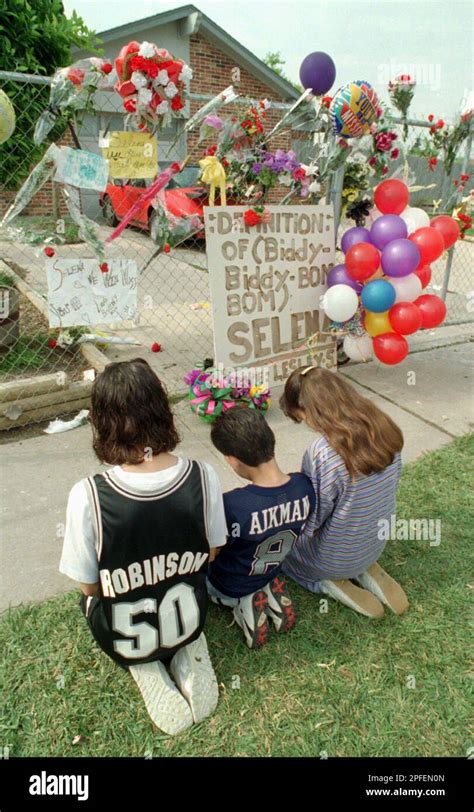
[
  {"xmin": 272, "ymin": 149, "xmax": 289, "ymax": 172},
  {"xmin": 184, "ymin": 369, "xmax": 203, "ymax": 386},
  {"xmin": 203, "ymin": 115, "xmax": 223, "ymax": 129},
  {"xmin": 300, "ymin": 179, "xmax": 310, "ymax": 198},
  {"xmin": 283, "ymin": 150, "xmax": 300, "ymax": 172},
  {"xmin": 251, "ymin": 162, "xmax": 263, "ymax": 175},
  {"xmin": 262, "ymin": 153, "xmax": 276, "ymax": 169}
]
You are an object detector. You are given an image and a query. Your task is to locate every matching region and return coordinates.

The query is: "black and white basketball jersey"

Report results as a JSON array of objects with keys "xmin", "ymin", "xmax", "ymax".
[{"xmin": 83, "ymin": 460, "xmax": 211, "ymax": 667}]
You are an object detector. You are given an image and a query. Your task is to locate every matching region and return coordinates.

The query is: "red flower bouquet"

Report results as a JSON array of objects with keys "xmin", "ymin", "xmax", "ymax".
[{"xmin": 114, "ymin": 40, "xmax": 193, "ymax": 131}]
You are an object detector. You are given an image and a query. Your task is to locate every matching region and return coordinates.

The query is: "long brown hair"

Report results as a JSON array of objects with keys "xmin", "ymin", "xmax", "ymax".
[
  {"xmin": 280, "ymin": 367, "xmax": 403, "ymax": 478},
  {"xmin": 90, "ymin": 358, "xmax": 180, "ymax": 465}
]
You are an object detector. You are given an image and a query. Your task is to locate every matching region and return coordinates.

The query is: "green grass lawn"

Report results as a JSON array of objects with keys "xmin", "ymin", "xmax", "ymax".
[{"xmin": 1, "ymin": 435, "xmax": 472, "ymax": 757}]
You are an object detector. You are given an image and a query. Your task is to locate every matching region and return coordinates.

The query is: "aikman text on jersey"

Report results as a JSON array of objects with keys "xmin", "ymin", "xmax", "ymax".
[
  {"xmin": 248, "ymin": 496, "xmax": 311, "ymax": 536},
  {"xmin": 100, "ymin": 550, "xmax": 209, "ymax": 598}
]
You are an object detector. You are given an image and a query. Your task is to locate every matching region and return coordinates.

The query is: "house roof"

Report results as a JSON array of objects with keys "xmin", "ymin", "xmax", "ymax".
[{"xmin": 91, "ymin": 4, "xmax": 300, "ymax": 101}]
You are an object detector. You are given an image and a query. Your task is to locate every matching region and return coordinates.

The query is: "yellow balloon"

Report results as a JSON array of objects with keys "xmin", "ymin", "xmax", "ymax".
[
  {"xmin": 364, "ymin": 310, "xmax": 394, "ymax": 337},
  {"xmin": 0, "ymin": 89, "xmax": 15, "ymax": 145}
]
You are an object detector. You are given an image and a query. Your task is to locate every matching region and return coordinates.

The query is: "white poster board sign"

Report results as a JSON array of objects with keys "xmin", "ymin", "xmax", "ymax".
[
  {"xmin": 47, "ymin": 258, "xmax": 138, "ymax": 328},
  {"xmin": 204, "ymin": 205, "xmax": 337, "ymax": 386}
]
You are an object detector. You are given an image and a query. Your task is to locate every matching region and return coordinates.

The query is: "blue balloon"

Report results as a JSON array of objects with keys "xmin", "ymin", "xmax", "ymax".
[{"xmin": 361, "ymin": 279, "xmax": 396, "ymax": 313}]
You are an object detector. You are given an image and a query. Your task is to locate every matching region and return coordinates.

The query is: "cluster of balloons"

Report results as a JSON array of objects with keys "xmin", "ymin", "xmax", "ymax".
[{"xmin": 322, "ymin": 179, "xmax": 459, "ymax": 365}]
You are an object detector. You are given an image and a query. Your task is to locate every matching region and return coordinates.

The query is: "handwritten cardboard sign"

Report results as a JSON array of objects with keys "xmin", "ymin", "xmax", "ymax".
[
  {"xmin": 204, "ymin": 205, "xmax": 337, "ymax": 385},
  {"xmin": 100, "ymin": 131, "xmax": 158, "ymax": 179},
  {"xmin": 53, "ymin": 146, "xmax": 109, "ymax": 191},
  {"xmin": 47, "ymin": 258, "xmax": 138, "ymax": 328}
]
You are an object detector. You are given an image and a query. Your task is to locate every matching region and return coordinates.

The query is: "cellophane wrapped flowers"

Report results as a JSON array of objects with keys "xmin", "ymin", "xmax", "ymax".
[
  {"xmin": 184, "ymin": 366, "xmax": 271, "ymax": 422},
  {"xmin": 34, "ymin": 58, "xmax": 114, "ymax": 144}
]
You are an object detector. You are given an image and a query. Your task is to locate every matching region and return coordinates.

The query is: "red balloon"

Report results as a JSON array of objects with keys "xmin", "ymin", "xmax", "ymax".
[
  {"xmin": 430, "ymin": 215, "xmax": 460, "ymax": 249},
  {"xmin": 373, "ymin": 332, "xmax": 409, "ymax": 365},
  {"xmin": 374, "ymin": 179, "xmax": 410, "ymax": 215},
  {"xmin": 345, "ymin": 242, "xmax": 381, "ymax": 281},
  {"xmin": 389, "ymin": 302, "xmax": 423, "ymax": 335},
  {"xmin": 415, "ymin": 264, "xmax": 432, "ymax": 288},
  {"xmin": 415, "ymin": 294, "xmax": 447, "ymax": 328},
  {"xmin": 409, "ymin": 227, "xmax": 445, "ymax": 266}
]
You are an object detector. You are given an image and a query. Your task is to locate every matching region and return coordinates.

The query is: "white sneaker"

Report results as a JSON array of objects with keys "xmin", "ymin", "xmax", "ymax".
[
  {"xmin": 170, "ymin": 633, "xmax": 219, "ymax": 724},
  {"xmin": 129, "ymin": 660, "xmax": 193, "ymax": 735},
  {"xmin": 262, "ymin": 576, "xmax": 296, "ymax": 632},
  {"xmin": 232, "ymin": 590, "xmax": 270, "ymax": 649}
]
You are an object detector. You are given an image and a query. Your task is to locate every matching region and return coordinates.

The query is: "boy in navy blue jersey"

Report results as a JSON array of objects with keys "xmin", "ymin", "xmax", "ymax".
[{"xmin": 209, "ymin": 409, "xmax": 315, "ymax": 648}]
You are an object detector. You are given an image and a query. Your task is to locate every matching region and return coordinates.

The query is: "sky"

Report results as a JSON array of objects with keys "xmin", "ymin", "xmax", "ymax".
[{"xmin": 63, "ymin": 0, "xmax": 473, "ymax": 121}]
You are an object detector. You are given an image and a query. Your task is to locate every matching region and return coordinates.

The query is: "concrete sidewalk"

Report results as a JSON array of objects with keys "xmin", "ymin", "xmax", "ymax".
[{"xmin": 1, "ymin": 338, "xmax": 472, "ymax": 613}]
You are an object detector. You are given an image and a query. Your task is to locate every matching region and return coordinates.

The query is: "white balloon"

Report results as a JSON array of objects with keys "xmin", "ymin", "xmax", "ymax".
[
  {"xmin": 322, "ymin": 284, "xmax": 359, "ymax": 322},
  {"xmin": 387, "ymin": 273, "xmax": 422, "ymax": 303},
  {"xmin": 343, "ymin": 333, "xmax": 374, "ymax": 362},
  {"xmin": 400, "ymin": 206, "xmax": 430, "ymax": 234}
]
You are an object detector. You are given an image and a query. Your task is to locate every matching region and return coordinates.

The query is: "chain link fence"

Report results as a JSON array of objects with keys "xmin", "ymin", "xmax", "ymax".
[{"xmin": 0, "ymin": 72, "xmax": 472, "ymax": 432}]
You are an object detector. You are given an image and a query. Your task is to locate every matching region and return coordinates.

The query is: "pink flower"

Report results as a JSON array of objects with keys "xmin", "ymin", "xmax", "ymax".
[
  {"xmin": 375, "ymin": 132, "xmax": 393, "ymax": 152},
  {"xmin": 390, "ymin": 148, "xmax": 399, "ymax": 159},
  {"xmin": 67, "ymin": 68, "xmax": 85, "ymax": 87},
  {"xmin": 396, "ymin": 74, "xmax": 416, "ymax": 87},
  {"xmin": 382, "ymin": 166, "xmax": 389, "ymax": 175},
  {"xmin": 369, "ymin": 156, "xmax": 377, "ymax": 166}
]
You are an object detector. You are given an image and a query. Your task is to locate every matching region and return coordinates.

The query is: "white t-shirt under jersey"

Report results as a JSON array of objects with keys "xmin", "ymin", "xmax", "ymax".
[{"xmin": 59, "ymin": 457, "xmax": 227, "ymax": 585}]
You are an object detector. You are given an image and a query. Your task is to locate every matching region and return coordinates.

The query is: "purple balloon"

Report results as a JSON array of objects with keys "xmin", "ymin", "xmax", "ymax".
[
  {"xmin": 327, "ymin": 263, "xmax": 363, "ymax": 293},
  {"xmin": 299, "ymin": 51, "xmax": 336, "ymax": 95},
  {"xmin": 341, "ymin": 226, "xmax": 371, "ymax": 254},
  {"xmin": 381, "ymin": 239, "xmax": 421, "ymax": 278},
  {"xmin": 370, "ymin": 215, "xmax": 408, "ymax": 250}
]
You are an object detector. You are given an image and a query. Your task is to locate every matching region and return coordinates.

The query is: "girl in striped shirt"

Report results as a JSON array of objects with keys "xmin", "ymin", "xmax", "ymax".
[{"xmin": 279, "ymin": 366, "xmax": 408, "ymax": 618}]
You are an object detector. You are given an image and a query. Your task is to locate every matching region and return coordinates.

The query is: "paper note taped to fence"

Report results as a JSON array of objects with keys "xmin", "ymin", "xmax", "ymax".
[
  {"xmin": 53, "ymin": 146, "xmax": 109, "ymax": 191},
  {"xmin": 100, "ymin": 131, "xmax": 158, "ymax": 179},
  {"xmin": 204, "ymin": 205, "xmax": 337, "ymax": 385},
  {"xmin": 47, "ymin": 258, "xmax": 138, "ymax": 328}
]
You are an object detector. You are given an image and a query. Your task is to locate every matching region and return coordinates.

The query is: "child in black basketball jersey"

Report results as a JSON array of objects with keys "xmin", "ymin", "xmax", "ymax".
[
  {"xmin": 60, "ymin": 358, "xmax": 227, "ymax": 734},
  {"xmin": 208, "ymin": 409, "xmax": 315, "ymax": 649}
]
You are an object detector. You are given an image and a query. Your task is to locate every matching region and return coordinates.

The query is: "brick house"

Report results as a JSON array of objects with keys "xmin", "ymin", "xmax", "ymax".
[
  {"xmin": 1, "ymin": 4, "xmax": 300, "ymax": 221},
  {"xmin": 73, "ymin": 3, "xmax": 301, "ymax": 219}
]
